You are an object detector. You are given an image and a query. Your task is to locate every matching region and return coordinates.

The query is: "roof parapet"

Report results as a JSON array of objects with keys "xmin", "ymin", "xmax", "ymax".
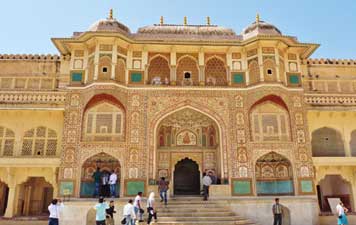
[{"xmin": 304, "ymin": 58, "xmax": 356, "ymax": 66}]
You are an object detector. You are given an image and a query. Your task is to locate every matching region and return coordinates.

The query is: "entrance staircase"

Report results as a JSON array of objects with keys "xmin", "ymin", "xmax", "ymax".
[{"xmin": 154, "ymin": 197, "xmax": 256, "ymax": 225}]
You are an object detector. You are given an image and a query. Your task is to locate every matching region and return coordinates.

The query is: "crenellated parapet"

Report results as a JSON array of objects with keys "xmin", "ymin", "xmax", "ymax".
[
  {"xmin": 303, "ymin": 58, "xmax": 356, "ymax": 66},
  {"xmin": 0, "ymin": 54, "xmax": 61, "ymax": 61}
]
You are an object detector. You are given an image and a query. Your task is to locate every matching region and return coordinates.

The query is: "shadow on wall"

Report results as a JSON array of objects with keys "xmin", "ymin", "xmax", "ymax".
[
  {"xmin": 282, "ymin": 206, "xmax": 291, "ymax": 225},
  {"xmin": 87, "ymin": 208, "xmax": 96, "ymax": 225}
]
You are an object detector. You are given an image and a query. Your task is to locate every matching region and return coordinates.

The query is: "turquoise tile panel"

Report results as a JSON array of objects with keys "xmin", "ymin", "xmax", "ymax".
[
  {"xmin": 233, "ymin": 74, "xmax": 244, "ymax": 84},
  {"xmin": 233, "ymin": 180, "xmax": 251, "ymax": 195},
  {"xmin": 257, "ymin": 180, "xmax": 293, "ymax": 195},
  {"xmin": 71, "ymin": 72, "xmax": 83, "ymax": 82},
  {"xmin": 131, "ymin": 73, "xmax": 142, "ymax": 83},
  {"xmin": 289, "ymin": 74, "xmax": 300, "ymax": 84}
]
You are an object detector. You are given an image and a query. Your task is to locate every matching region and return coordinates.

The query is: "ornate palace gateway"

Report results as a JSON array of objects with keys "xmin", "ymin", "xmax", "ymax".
[{"xmin": 0, "ymin": 10, "xmax": 356, "ymax": 225}]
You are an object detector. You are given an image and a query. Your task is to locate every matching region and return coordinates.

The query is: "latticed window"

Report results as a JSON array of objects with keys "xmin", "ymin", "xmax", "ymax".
[
  {"xmin": 21, "ymin": 126, "xmax": 58, "ymax": 156},
  {"xmin": 84, "ymin": 102, "xmax": 124, "ymax": 141},
  {"xmin": 0, "ymin": 126, "xmax": 15, "ymax": 156},
  {"xmin": 251, "ymin": 102, "xmax": 290, "ymax": 142}
]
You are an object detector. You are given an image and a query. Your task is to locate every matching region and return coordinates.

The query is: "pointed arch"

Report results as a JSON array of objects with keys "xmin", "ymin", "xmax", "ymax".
[
  {"xmin": 255, "ymin": 152, "xmax": 294, "ymax": 195},
  {"xmin": 205, "ymin": 56, "xmax": 227, "ymax": 86},
  {"xmin": 83, "ymin": 94, "xmax": 125, "ymax": 142},
  {"xmin": 312, "ymin": 127, "xmax": 345, "ymax": 157},
  {"xmin": 263, "ymin": 58, "xmax": 277, "ymax": 82},
  {"xmin": 176, "ymin": 55, "xmax": 199, "ymax": 86},
  {"xmin": 147, "ymin": 55, "xmax": 170, "ymax": 84},
  {"xmin": 250, "ymin": 95, "xmax": 291, "ymax": 142}
]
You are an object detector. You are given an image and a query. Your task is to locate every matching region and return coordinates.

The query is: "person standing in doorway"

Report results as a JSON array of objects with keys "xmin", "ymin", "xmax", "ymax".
[
  {"xmin": 94, "ymin": 197, "xmax": 110, "ymax": 225},
  {"xmin": 272, "ymin": 198, "xmax": 283, "ymax": 225},
  {"xmin": 158, "ymin": 177, "xmax": 169, "ymax": 205},
  {"xmin": 92, "ymin": 167, "xmax": 102, "ymax": 197},
  {"xmin": 336, "ymin": 201, "xmax": 349, "ymax": 225},
  {"xmin": 202, "ymin": 172, "xmax": 212, "ymax": 201},
  {"xmin": 101, "ymin": 171, "xmax": 110, "ymax": 197},
  {"xmin": 48, "ymin": 199, "xmax": 64, "ymax": 225},
  {"xmin": 109, "ymin": 170, "xmax": 117, "ymax": 198},
  {"xmin": 123, "ymin": 199, "xmax": 136, "ymax": 225},
  {"xmin": 147, "ymin": 192, "xmax": 157, "ymax": 225}
]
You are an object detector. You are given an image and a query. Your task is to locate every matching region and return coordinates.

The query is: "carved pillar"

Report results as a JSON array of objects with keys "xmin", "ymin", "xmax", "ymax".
[
  {"xmin": 258, "ymin": 47, "xmax": 264, "ymax": 82},
  {"xmin": 199, "ymin": 66, "xmax": 205, "ymax": 86},
  {"xmin": 275, "ymin": 48, "xmax": 281, "ymax": 82},
  {"xmin": 170, "ymin": 66, "xmax": 176, "ymax": 85},
  {"xmin": 83, "ymin": 48, "xmax": 89, "ymax": 84},
  {"xmin": 242, "ymin": 49, "xmax": 249, "ymax": 85},
  {"xmin": 3, "ymin": 185, "xmax": 16, "ymax": 218},
  {"xmin": 111, "ymin": 43, "xmax": 118, "ymax": 80},
  {"xmin": 93, "ymin": 44, "xmax": 100, "ymax": 81}
]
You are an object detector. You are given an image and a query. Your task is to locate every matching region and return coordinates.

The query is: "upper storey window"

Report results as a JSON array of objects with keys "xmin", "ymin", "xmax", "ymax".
[
  {"xmin": 21, "ymin": 126, "xmax": 58, "ymax": 156},
  {"xmin": 83, "ymin": 102, "xmax": 124, "ymax": 142},
  {"xmin": 0, "ymin": 126, "xmax": 15, "ymax": 156},
  {"xmin": 250, "ymin": 100, "xmax": 290, "ymax": 142}
]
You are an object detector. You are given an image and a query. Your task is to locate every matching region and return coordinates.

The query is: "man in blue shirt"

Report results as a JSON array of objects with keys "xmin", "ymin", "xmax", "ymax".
[{"xmin": 93, "ymin": 197, "xmax": 109, "ymax": 225}]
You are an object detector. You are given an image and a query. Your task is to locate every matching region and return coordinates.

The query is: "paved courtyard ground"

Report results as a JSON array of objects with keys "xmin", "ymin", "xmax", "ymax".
[{"xmin": 0, "ymin": 220, "xmax": 47, "ymax": 225}]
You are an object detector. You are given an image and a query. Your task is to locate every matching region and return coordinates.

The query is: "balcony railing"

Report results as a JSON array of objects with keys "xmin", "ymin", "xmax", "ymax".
[{"xmin": 303, "ymin": 80, "xmax": 356, "ymax": 93}]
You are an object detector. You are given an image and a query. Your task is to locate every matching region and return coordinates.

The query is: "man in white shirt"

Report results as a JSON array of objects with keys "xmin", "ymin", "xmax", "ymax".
[
  {"xmin": 123, "ymin": 199, "xmax": 136, "ymax": 225},
  {"xmin": 133, "ymin": 192, "xmax": 144, "ymax": 222},
  {"xmin": 202, "ymin": 172, "xmax": 212, "ymax": 201},
  {"xmin": 109, "ymin": 170, "xmax": 118, "ymax": 198},
  {"xmin": 48, "ymin": 199, "xmax": 64, "ymax": 225}
]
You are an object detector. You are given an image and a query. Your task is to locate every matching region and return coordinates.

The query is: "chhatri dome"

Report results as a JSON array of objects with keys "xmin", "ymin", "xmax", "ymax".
[
  {"xmin": 242, "ymin": 14, "xmax": 282, "ymax": 39},
  {"xmin": 88, "ymin": 9, "xmax": 131, "ymax": 34}
]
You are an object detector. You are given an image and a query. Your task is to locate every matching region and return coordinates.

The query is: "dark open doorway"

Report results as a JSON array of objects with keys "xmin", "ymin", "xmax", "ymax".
[{"xmin": 174, "ymin": 158, "xmax": 200, "ymax": 195}]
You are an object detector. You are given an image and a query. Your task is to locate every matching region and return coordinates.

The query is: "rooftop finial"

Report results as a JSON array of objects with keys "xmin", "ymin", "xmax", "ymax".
[
  {"xmin": 108, "ymin": 8, "xmax": 114, "ymax": 20},
  {"xmin": 160, "ymin": 16, "xmax": 164, "ymax": 25},
  {"xmin": 256, "ymin": 13, "xmax": 260, "ymax": 24},
  {"xmin": 206, "ymin": 16, "xmax": 211, "ymax": 26},
  {"xmin": 184, "ymin": 16, "xmax": 188, "ymax": 26}
]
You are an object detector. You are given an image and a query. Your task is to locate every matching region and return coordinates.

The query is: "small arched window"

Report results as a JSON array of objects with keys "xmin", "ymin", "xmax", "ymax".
[
  {"xmin": 0, "ymin": 126, "xmax": 15, "ymax": 156},
  {"xmin": 21, "ymin": 126, "xmax": 57, "ymax": 156}
]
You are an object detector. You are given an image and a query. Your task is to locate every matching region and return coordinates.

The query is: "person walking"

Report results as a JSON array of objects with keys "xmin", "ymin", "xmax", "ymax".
[
  {"xmin": 202, "ymin": 172, "xmax": 212, "ymax": 201},
  {"xmin": 123, "ymin": 199, "xmax": 136, "ymax": 225},
  {"xmin": 147, "ymin": 192, "xmax": 157, "ymax": 225},
  {"xmin": 109, "ymin": 170, "xmax": 118, "ymax": 198},
  {"xmin": 134, "ymin": 192, "xmax": 144, "ymax": 222},
  {"xmin": 92, "ymin": 167, "xmax": 102, "ymax": 197},
  {"xmin": 94, "ymin": 197, "xmax": 110, "ymax": 225},
  {"xmin": 272, "ymin": 198, "xmax": 283, "ymax": 225},
  {"xmin": 158, "ymin": 177, "xmax": 169, "ymax": 205},
  {"xmin": 48, "ymin": 198, "xmax": 64, "ymax": 225},
  {"xmin": 336, "ymin": 201, "xmax": 349, "ymax": 225},
  {"xmin": 106, "ymin": 200, "xmax": 116, "ymax": 225}
]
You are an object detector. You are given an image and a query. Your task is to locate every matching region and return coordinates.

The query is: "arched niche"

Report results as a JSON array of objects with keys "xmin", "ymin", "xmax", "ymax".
[
  {"xmin": 147, "ymin": 55, "xmax": 170, "ymax": 85},
  {"xmin": 17, "ymin": 177, "xmax": 53, "ymax": 216},
  {"xmin": 317, "ymin": 175, "xmax": 353, "ymax": 212},
  {"xmin": 83, "ymin": 94, "xmax": 125, "ymax": 142},
  {"xmin": 255, "ymin": 152, "xmax": 294, "ymax": 196},
  {"xmin": 311, "ymin": 127, "xmax": 345, "ymax": 157},
  {"xmin": 80, "ymin": 152, "xmax": 121, "ymax": 198},
  {"xmin": 205, "ymin": 57, "xmax": 227, "ymax": 86},
  {"xmin": 250, "ymin": 95, "xmax": 291, "ymax": 142}
]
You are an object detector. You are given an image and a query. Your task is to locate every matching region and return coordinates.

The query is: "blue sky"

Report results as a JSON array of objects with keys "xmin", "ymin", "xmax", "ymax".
[{"xmin": 0, "ymin": 0, "xmax": 355, "ymax": 58}]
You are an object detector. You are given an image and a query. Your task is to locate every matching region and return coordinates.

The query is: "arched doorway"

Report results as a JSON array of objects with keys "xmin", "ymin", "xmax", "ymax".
[
  {"xmin": 174, "ymin": 158, "xmax": 200, "ymax": 195},
  {"xmin": 80, "ymin": 152, "xmax": 121, "ymax": 198},
  {"xmin": 317, "ymin": 175, "xmax": 353, "ymax": 212},
  {"xmin": 255, "ymin": 152, "xmax": 294, "ymax": 196},
  {"xmin": 155, "ymin": 107, "xmax": 221, "ymax": 195},
  {"xmin": 0, "ymin": 180, "xmax": 9, "ymax": 216},
  {"xmin": 17, "ymin": 177, "xmax": 53, "ymax": 216}
]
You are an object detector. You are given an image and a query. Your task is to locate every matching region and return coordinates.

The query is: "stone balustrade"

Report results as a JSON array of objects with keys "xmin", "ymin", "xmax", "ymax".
[{"xmin": 0, "ymin": 92, "xmax": 66, "ymax": 104}]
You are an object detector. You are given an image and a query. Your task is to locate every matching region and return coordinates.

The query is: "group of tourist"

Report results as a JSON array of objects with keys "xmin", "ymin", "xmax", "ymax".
[{"xmin": 92, "ymin": 167, "xmax": 118, "ymax": 198}]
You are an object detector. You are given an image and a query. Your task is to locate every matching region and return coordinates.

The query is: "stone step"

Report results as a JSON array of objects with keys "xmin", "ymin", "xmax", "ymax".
[
  {"xmin": 157, "ymin": 211, "xmax": 235, "ymax": 217},
  {"xmin": 156, "ymin": 204, "xmax": 228, "ymax": 209},
  {"xmin": 158, "ymin": 216, "xmax": 247, "ymax": 222},
  {"xmin": 156, "ymin": 207, "xmax": 229, "ymax": 213},
  {"xmin": 155, "ymin": 221, "xmax": 255, "ymax": 225}
]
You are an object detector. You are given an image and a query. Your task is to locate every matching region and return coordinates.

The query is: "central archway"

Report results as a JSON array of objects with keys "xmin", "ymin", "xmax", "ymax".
[{"xmin": 174, "ymin": 158, "xmax": 200, "ymax": 195}]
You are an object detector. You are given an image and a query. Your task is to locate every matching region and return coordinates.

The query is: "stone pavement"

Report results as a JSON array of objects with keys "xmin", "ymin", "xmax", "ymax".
[{"xmin": 0, "ymin": 221, "xmax": 47, "ymax": 225}]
